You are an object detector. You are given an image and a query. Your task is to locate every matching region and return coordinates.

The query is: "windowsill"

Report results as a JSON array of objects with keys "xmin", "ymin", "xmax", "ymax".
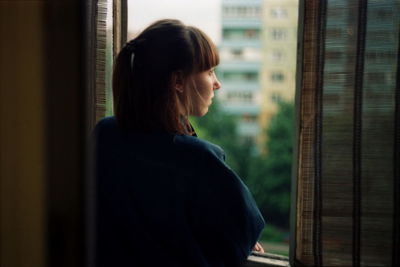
[{"xmin": 243, "ymin": 252, "xmax": 290, "ymax": 267}]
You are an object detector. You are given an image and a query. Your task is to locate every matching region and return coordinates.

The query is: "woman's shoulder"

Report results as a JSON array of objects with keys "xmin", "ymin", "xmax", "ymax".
[
  {"xmin": 95, "ymin": 116, "xmax": 117, "ymax": 129},
  {"xmin": 93, "ymin": 116, "xmax": 225, "ymax": 161},
  {"xmin": 93, "ymin": 116, "xmax": 119, "ymax": 136},
  {"xmin": 173, "ymin": 134, "xmax": 225, "ymax": 162}
]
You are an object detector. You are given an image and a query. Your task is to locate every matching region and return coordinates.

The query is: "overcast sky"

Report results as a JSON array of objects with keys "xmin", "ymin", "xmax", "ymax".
[{"xmin": 127, "ymin": 0, "xmax": 222, "ymax": 43}]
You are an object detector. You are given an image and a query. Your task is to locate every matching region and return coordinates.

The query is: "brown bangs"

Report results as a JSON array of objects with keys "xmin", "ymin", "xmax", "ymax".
[{"xmin": 188, "ymin": 26, "xmax": 220, "ymax": 72}]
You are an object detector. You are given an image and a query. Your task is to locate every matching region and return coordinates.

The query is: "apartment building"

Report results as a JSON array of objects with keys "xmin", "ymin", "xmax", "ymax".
[
  {"xmin": 218, "ymin": 0, "xmax": 263, "ymax": 147},
  {"xmin": 259, "ymin": 0, "xmax": 298, "ymax": 148},
  {"xmin": 218, "ymin": 0, "xmax": 298, "ymax": 151}
]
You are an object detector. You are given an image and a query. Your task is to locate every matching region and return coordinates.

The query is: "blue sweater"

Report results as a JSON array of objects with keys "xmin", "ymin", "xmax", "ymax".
[{"xmin": 94, "ymin": 117, "xmax": 265, "ymax": 267}]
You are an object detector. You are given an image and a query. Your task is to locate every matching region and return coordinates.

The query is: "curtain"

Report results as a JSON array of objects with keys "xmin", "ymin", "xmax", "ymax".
[
  {"xmin": 94, "ymin": 0, "xmax": 109, "ymax": 124},
  {"xmin": 91, "ymin": 0, "xmax": 127, "ymax": 129},
  {"xmin": 295, "ymin": 0, "xmax": 400, "ymax": 266}
]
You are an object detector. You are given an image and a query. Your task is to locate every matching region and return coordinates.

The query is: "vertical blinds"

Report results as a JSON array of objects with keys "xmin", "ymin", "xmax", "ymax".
[
  {"xmin": 295, "ymin": 0, "xmax": 400, "ymax": 266},
  {"xmin": 94, "ymin": 0, "xmax": 109, "ymax": 123},
  {"xmin": 93, "ymin": 0, "xmax": 127, "ymax": 128}
]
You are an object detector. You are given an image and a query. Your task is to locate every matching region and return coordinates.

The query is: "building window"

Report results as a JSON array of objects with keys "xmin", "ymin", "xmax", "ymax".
[
  {"xmin": 271, "ymin": 50, "xmax": 285, "ymax": 62},
  {"xmin": 255, "ymin": 6, "xmax": 261, "ymax": 17},
  {"xmin": 242, "ymin": 114, "xmax": 258, "ymax": 122},
  {"xmin": 237, "ymin": 6, "xmax": 246, "ymax": 16},
  {"xmin": 231, "ymin": 48, "xmax": 244, "ymax": 59},
  {"xmin": 271, "ymin": 7, "xmax": 288, "ymax": 19},
  {"xmin": 223, "ymin": 6, "xmax": 262, "ymax": 19},
  {"xmin": 223, "ymin": 28, "xmax": 260, "ymax": 40},
  {"xmin": 223, "ymin": 72, "xmax": 258, "ymax": 82},
  {"xmin": 271, "ymin": 72, "xmax": 285, "ymax": 82},
  {"xmin": 223, "ymin": 29, "xmax": 242, "ymax": 40},
  {"xmin": 244, "ymin": 72, "xmax": 258, "ymax": 81},
  {"xmin": 244, "ymin": 29, "xmax": 260, "ymax": 39},
  {"xmin": 241, "ymin": 135, "xmax": 256, "ymax": 145},
  {"xmin": 271, "ymin": 93, "xmax": 282, "ymax": 103},
  {"xmin": 271, "ymin": 29, "xmax": 287, "ymax": 40},
  {"xmin": 222, "ymin": 6, "xmax": 230, "ymax": 17},
  {"xmin": 226, "ymin": 91, "xmax": 253, "ymax": 102}
]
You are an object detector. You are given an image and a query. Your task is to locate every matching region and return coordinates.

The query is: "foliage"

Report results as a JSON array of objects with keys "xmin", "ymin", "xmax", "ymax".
[
  {"xmin": 247, "ymin": 101, "xmax": 294, "ymax": 228},
  {"xmin": 259, "ymin": 224, "xmax": 288, "ymax": 243}
]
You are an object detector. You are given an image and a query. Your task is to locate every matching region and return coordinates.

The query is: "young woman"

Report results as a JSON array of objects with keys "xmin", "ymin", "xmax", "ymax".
[{"xmin": 94, "ymin": 19, "xmax": 265, "ymax": 267}]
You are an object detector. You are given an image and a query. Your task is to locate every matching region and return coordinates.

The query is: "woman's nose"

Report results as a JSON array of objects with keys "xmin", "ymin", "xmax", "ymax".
[{"xmin": 213, "ymin": 77, "xmax": 221, "ymax": 90}]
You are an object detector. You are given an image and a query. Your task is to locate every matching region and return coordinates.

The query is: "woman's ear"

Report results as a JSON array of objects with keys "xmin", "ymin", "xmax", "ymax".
[{"xmin": 171, "ymin": 71, "xmax": 184, "ymax": 93}]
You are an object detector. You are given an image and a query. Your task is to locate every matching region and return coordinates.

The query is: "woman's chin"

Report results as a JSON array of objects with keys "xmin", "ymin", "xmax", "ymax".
[{"xmin": 191, "ymin": 107, "xmax": 209, "ymax": 117}]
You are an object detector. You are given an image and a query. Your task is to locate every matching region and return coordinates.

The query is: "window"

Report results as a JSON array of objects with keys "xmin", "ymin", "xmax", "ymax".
[
  {"xmin": 241, "ymin": 135, "xmax": 256, "ymax": 145},
  {"xmin": 242, "ymin": 114, "xmax": 258, "ymax": 123},
  {"xmin": 237, "ymin": 6, "xmax": 246, "ymax": 16},
  {"xmin": 271, "ymin": 93, "xmax": 282, "ymax": 103},
  {"xmin": 244, "ymin": 29, "xmax": 259, "ymax": 39},
  {"xmin": 223, "ymin": 28, "xmax": 260, "ymax": 40},
  {"xmin": 271, "ymin": 7, "xmax": 288, "ymax": 19},
  {"xmin": 223, "ymin": 72, "xmax": 258, "ymax": 82},
  {"xmin": 222, "ymin": 6, "xmax": 230, "ymax": 17},
  {"xmin": 271, "ymin": 50, "xmax": 285, "ymax": 62},
  {"xmin": 231, "ymin": 48, "xmax": 243, "ymax": 59},
  {"xmin": 244, "ymin": 72, "xmax": 258, "ymax": 81},
  {"xmin": 271, "ymin": 29, "xmax": 287, "ymax": 40},
  {"xmin": 226, "ymin": 91, "xmax": 253, "ymax": 102},
  {"xmin": 223, "ymin": 29, "xmax": 242, "ymax": 40},
  {"xmin": 271, "ymin": 72, "xmax": 285, "ymax": 82},
  {"xmin": 255, "ymin": 7, "xmax": 262, "ymax": 18},
  {"xmin": 224, "ymin": 6, "xmax": 261, "ymax": 18}
]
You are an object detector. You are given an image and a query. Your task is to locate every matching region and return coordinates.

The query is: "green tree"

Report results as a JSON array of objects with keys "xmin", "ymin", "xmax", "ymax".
[{"xmin": 247, "ymin": 101, "xmax": 294, "ymax": 229}]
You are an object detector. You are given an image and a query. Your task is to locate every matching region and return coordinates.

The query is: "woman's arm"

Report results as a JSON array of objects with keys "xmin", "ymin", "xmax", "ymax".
[{"xmin": 189, "ymin": 147, "xmax": 266, "ymax": 266}]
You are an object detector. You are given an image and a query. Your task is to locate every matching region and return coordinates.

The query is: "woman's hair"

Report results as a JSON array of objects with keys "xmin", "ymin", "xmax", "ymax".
[{"xmin": 113, "ymin": 19, "xmax": 219, "ymax": 134}]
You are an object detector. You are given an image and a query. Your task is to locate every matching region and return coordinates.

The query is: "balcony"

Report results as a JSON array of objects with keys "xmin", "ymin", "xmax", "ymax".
[
  {"xmin": 222, "ymin": 18, "xmax": 262, "ymax": 29},
  {"xmin": 221, "ymin": 102, "xmax": 260, "ymax": 115},
  {"xmin": 218, "ymin": 61, "xmax": 261, "ymax": 72}
]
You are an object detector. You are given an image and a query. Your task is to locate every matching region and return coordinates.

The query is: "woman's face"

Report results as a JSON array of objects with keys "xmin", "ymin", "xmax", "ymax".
[{"xmin": 188, "ymin": 68, "xmax": 221, "ymax": 117}]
